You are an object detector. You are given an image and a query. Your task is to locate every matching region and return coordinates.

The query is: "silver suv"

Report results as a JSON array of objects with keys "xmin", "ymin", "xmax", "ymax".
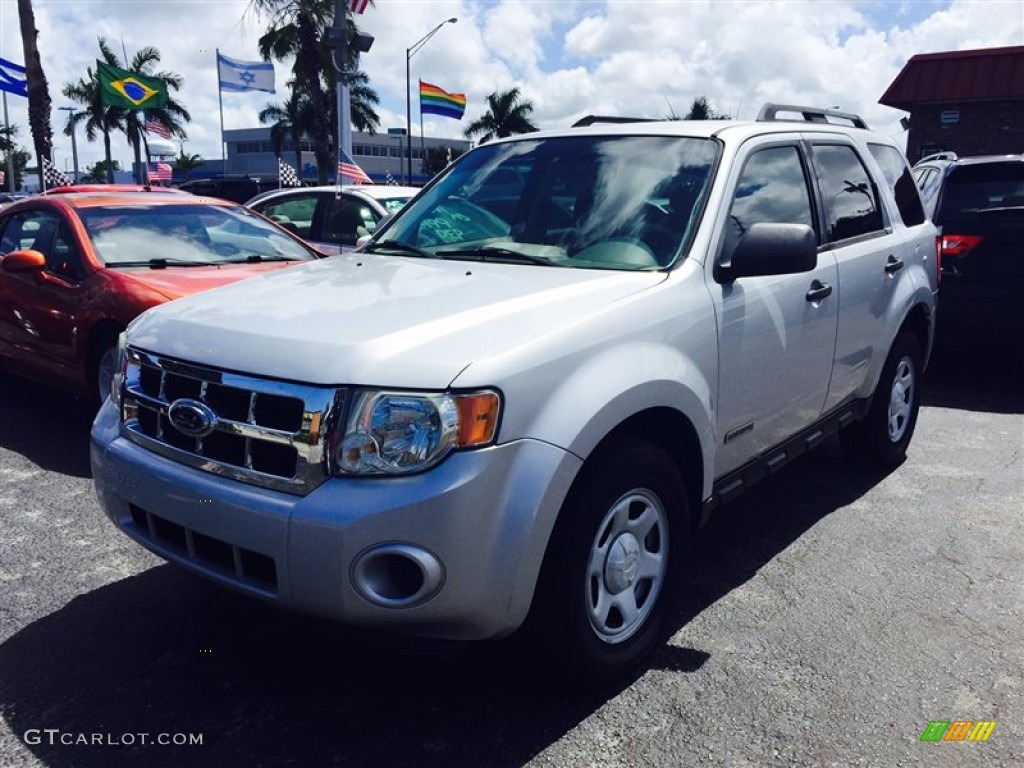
[{"xmin": 91, "ymin": 104, "xmax": 938, "ymax": 682}]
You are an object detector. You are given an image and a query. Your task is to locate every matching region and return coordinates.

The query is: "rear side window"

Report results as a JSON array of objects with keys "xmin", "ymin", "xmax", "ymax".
[
  {"xmin": 811, "ymin": 144, "xmax": 884, "ymax": 243},
  {"xmin": 868, "ymin": 143, "xmax": 925, "ymax": 226}
]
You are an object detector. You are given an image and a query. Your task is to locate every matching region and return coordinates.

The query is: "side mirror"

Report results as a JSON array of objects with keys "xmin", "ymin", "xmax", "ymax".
[
  {"xmin": 716, "ymin": 223, "xmax": 817, "ymax": 282},
  {"xmin": 2, "ymin": 249, "xmax": 47, "ymax": 273}
]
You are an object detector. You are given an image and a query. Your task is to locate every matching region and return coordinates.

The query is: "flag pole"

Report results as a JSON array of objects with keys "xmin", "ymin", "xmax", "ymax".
[
  {"xmin": 216, "ymin": 48, "xmax": 226, "ymax": 172},
  {"xmin": 2, "ymin": 92, "xmax": 14, "ymax": 192}
]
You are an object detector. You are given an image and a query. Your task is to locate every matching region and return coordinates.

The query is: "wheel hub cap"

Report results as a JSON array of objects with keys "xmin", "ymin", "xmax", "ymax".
[{"xmin": 604, "ymin": 532, "xmax": 641, "ymax": 594}]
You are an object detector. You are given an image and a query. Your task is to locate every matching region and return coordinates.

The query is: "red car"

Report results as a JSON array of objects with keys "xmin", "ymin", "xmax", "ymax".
[{"xmin": 0, "ymin": 192, "xmax": 322, "ymax": 403}]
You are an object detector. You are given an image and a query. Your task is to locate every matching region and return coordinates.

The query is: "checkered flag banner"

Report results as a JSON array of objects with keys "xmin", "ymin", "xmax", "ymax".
[
  {"xmin": 42, "ymin": 157, "xmax": 72, "ymax": 189},
  {"xmin": 385, "ymin": 171, "xmax": 399, "ymax": 187},
  {"xmin": 278, "ymin": 158, "xmax": 302, "ymax": 188}
]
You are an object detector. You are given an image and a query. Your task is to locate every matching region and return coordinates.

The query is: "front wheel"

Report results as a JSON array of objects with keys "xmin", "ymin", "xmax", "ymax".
[
  {"xmin": 525, "ymin": 439, "xmax": 691, "ymax": 685},
  {"xmin": 841, "ymin": 330, "xmax": 923, "ymax": 468}
]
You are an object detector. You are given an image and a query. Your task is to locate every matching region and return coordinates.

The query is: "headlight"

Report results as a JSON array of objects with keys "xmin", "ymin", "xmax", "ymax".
[
  {"xmin": 334, "ymin": 390, "xmax": 501, "ymax": 476},
  {"xmin": 111, "ymin": 332, "xmax": 128, "ymax": 409}
]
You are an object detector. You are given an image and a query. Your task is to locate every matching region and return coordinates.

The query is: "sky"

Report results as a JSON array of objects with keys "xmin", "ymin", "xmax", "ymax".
[{"xmin": 1, "ymin": 0, "xmax": 1022, "ymax": 175}]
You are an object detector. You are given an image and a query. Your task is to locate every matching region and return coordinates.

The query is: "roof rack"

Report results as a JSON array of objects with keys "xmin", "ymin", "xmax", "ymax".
[
  {"xmin": 572, "ymin": 115, "xmax": 661, "ymax": 127},
  {"xmin": 756, "ymin": 103, "xmax": 869, "ymax": 130},
  {"xmin": 916, "ymin": 151, "xmax": 958, "ymax": 164}
]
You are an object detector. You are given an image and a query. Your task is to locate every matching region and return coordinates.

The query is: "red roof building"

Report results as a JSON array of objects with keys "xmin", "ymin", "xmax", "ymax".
[{"xmin": 879, "ymin": 46, "xmax": 1024, "ymax": 161}]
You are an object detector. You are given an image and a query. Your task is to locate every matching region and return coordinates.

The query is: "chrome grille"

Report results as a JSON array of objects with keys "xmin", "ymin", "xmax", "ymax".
[{"xmin": 120, "ymin": 347, "xmax": 342, "ymax": 495}]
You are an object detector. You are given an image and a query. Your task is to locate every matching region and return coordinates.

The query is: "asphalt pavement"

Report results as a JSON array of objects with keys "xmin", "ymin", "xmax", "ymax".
[{"xmin": 0, "ymin": 342, "xmax": 1021, "ymax": 768}]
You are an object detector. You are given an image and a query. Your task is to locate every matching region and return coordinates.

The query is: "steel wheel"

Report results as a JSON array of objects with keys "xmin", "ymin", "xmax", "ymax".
[
  {"xmin": 586, "ymin": 488, "xmax": 669, "ymax": 644},
  {"xmin": 887, "ymin": 355, "xmax": 915, "ymax": 443}
]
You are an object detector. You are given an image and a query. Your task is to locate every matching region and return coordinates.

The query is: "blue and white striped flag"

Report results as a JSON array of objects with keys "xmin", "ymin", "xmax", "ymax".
[
  {"xmin": 217, "ymin": 53, "xmax": 275, "ymax": 94},
  {"xmin": 0, "ymin": 57, "xmax": 28, "ymax": 98}
]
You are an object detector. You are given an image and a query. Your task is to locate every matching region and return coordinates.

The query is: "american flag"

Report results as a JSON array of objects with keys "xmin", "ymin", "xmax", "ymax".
[
  {"xmin": 145, "ymin": 114, "xmax": 172, "ymax": 139},
  {"xmin": 338, "ymin": 149, "xmax": 371, "ymax": 185},
  {"xmin": 147, "ymin": 162, "xmax": 173, "ymax": 183},
  {"xmin": 42, "ymin": 158, "xmax": 72, "ymax": 189},
  {"xmin": 349, "ymin": 0, "xmax": 369, "ymax": 14},
  {"xmin": 278, "ymin": 158, "xmax": 302, "ymax": 188}
]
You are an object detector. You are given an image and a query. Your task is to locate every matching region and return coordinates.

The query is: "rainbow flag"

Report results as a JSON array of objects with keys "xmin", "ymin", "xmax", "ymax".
[{"xmin": 419, "ymin": 80, "xmax": 466, "ymax": 120}]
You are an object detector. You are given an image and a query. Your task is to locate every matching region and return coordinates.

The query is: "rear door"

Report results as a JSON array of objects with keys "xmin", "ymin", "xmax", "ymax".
[{"xmin": 810, "ymin": 139, "xmax": 924, "ymax": 409}]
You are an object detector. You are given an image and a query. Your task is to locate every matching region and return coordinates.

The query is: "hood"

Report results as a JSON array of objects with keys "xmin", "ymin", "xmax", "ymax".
[
  {"xmin": 127, "ymin": 253, "xmax": 666, "ymax": 388},
  {"xmin": 114, "ymin": 261, "xmax": 300, "ymax": 300}
]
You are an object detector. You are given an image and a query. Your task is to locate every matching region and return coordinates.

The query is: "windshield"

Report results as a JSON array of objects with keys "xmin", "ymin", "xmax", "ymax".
[
  {"xmin": 79, "ymin": 204, "xmax": 319, "ymax": 266},
  {"xmin": 375, "ymin": 135, "xmax": 719, "ymax": 270}
]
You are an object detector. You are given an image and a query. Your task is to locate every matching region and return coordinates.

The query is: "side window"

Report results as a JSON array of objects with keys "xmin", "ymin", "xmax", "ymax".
[
  {"xmin": 259, "ymin": 195, "xmax": 317, "ymax": 237},
  {"xmin": 47, "ymin": 221, "xmax": 86, "ymax": 281},
  {"xmin": 722, "ymin": 145, "xmax": 815, "ymax": 262},
  {"xmin": 0, "ymin": 210, "xmax": 59, "ymax": 254},
  {"xmin": 811, "ymin": 144, "xmax": 884, "ymax": 243},
  {"xmin": 322, "ymin": 197, "xmax": 379, "ymax": 246},
  {"xmin": 868, "ymin": 143, "xmax": 926, "ymax": 227},
  {"xmin": 916, "ymin": 168, "xmax": 943, "ymax": 215}
]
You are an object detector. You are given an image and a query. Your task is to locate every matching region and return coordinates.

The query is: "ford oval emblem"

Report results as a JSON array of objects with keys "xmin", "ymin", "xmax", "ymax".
[{"xmin": 167, "ymin": 399, "xmax": 218, "ymax": 438}]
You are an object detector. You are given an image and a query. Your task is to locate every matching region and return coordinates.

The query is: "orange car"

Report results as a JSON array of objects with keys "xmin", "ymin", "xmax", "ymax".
[{"xmin": 0, "ymin": 191, "xmax": 322, "ymax": 403}]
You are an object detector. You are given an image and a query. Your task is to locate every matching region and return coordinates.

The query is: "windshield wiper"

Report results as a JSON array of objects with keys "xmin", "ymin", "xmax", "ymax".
[
  {"xmin": 435, "ymin": 246, "xmax": 557, "ymax": 266},
  {"xmin": 361, "ymin": 241, "xmax": 436, "ymax": 259},
  {"xmin": 223, "ymin": 254, "xmax": 299, "ymax": 263},
  {"xmin": 106, "ymin": 258, "xmax": 218, "ymax": 269}
]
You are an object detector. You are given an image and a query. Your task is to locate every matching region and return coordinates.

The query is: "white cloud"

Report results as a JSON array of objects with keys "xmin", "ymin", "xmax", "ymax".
[{"xmin": 0, "ymin": 0, "xmax": 1021, "ymax": 176}]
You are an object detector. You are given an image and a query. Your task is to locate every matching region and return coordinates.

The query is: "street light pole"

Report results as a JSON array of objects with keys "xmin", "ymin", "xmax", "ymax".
[
  {"xmin": 406, "ymin": 17, "xmax": 457, "ymax": 186},
  {"xmin": 58, "ymin": 106, "xmax": 79, "ymax": 184}
]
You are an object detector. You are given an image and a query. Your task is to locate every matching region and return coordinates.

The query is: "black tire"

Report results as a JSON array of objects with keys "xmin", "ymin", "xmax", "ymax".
[
  {"xmin": 841, "ymin": 330, "xmax": 923, "ymax": 469},
  {"xmin": 524, "ymin": 438, "xmax": 691, "ymax": 686}
]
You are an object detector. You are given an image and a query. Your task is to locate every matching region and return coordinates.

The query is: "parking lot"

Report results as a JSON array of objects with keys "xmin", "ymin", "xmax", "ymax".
[{"xmin": 1, "ymin": 341, "xmax": 1021, "ymax": 768}]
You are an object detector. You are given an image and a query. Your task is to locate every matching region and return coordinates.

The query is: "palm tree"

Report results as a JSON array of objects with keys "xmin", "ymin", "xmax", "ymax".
[
  {"xmin": 463, "ymin": 87, "xmax": 538, "ymax": 145},
  {"xmin": 250, "ymin": 1, "xmax": 380, "ymax": 182},
  {"xmin": 63, "ymin": 39, "xmax": 191, "ymax": 183},
  {"xmin": 259, "ymin": 88, "xmax": 313, "ymax": 175},
  {"xmin": 16, "ymin": 0, "xmax": 54, "ymax": 188},
  {"xmin": 174, "ymin": 152, "xmax": 204, "ymax": 176}
]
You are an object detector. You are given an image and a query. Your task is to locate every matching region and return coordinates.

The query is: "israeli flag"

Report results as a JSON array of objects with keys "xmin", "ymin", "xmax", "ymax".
[
  {"xmin": 0, "ymin": 57, "xmax": 28, "ymax": 98},
  {"xmin": 217, "ymin": 53, "xmax": 275, "ymax": 94}
]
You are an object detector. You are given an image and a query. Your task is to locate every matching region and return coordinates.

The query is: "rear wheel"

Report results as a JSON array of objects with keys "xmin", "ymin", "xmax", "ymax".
[
  {"xmin": 841, "ymin": 330, "xmax": 923, "ymax": 468},
  {"xmin": 526, "ymin": 439, "xmax": 690, "ymax": 684}
]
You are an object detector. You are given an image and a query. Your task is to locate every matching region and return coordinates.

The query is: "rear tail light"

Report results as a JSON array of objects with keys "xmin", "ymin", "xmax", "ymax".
[{"xmin": 938, "ymin": 233, "xmax": 984, "ymax": 279}]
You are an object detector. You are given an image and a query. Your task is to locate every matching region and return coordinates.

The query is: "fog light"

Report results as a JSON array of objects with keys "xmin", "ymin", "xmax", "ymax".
[{"xmin": 351, "ymin": 544, "xmax": 444, "ymax": 607}]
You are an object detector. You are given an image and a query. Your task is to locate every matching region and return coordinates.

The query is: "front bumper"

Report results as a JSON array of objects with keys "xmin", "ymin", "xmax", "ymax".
[{"xmin": 91, "ymin": 399, "xmax": 581, "ymax": 640}]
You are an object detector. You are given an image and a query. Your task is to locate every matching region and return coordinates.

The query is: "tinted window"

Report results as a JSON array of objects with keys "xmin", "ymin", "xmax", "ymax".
[
  {"xmin": 868, "ymin": 143, "xmax": 925, "ymax": 226},
  {"xmin": 322, "ymin": 198, "xmax": 379, "ymax": 246},
  {"xmin": 938, "ymin": 162, "xmax": 1024, "ymax": 223},
  {"xmin": 48, "ymin": 220, "xmax": 86, "ymax": 280},
  {"xmin": 811, "ymin": 144, "xmax": 884, "ymax": 242},
  {"xmin": 722, "ymin": 145, "xmax": 815, "ymax": 262}
]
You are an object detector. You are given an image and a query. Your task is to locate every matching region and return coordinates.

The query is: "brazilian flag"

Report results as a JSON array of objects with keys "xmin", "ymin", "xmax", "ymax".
[{"xmin": 97, "ymin": 60, "xmax": 168, "ymax": 109}]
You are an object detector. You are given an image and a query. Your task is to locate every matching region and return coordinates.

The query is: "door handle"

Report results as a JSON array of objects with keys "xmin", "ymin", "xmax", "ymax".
[
  {"xmin": 805, "ymin": 280, "xmax": 832, "ymax": 302},
  {"xmin": 884, "ymin": 255, "xmax": 904, "ymax": 274}
]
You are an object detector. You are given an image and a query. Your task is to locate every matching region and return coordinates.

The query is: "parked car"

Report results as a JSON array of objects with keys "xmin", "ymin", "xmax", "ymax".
[
  {"xmin": 0, "ymin": 192, "xmax": 321, "ymax": 403},
  {"xmin": 177, "ymin": 176, "xmax": 276, "ymax": 204},
  {"xmin": 92, "ymin": 104, "xmax": 938, "ymax": 683},
  {"xmin": 912, "ymin": 152, "xmax": 1024, "ymax": 342},
  {"xmin": 44, "ymin": 184, "xmax": 190, "ymax": 195},
  {"xmin": 246, "ymin": 184, "xmax": 419, "ymax": 254}
]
